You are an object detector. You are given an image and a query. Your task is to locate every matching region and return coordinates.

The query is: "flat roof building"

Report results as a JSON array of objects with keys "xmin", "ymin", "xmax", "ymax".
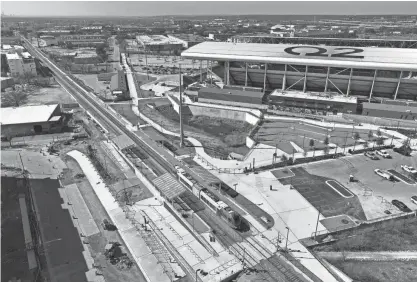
[{"xmin": 1, "ymin": 104, "xmax": 64, "ymax": 138}]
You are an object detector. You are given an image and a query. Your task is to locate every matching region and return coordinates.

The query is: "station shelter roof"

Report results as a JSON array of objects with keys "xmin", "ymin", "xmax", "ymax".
[
  {"xmin": 182, "ymin": 42, "xmax": 417, "ymax": 71},
  {"xmin": 153, "ymin": 173, "xmax": 186, "ymax": 201}
]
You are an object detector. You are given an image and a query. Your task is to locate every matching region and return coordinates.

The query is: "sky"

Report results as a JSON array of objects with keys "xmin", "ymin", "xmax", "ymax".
[{"xmin": 2, "ymin": 1, "xmax": 417, "ymax": 17}]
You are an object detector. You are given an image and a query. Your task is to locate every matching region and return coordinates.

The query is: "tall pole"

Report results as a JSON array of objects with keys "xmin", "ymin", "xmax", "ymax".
[
  {"xmin": 179, "ymin": 64, "xmax": 184, "ymax": 148},
  {"xmin": 285, "ymin": 227, "xmax": 290, "ymax": 251},
  {"xmin": 314, "ymin": 207, "xmax": 321, "ymax": 241}
]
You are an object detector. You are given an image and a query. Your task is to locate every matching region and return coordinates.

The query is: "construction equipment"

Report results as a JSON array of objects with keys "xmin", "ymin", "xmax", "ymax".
[{"xmin": 102, "ymin": 219, "xmax": 117, "ymax": 231}]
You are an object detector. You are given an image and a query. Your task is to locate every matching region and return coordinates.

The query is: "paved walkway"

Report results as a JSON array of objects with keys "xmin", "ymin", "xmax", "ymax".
[{"xmin": 317, "ymin": 251, "xmax": 417, "ymax": 261}]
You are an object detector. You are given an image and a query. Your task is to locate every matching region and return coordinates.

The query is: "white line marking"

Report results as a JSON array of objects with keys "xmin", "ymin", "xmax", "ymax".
[{"xmin": 325, "ymin": 180, "xmax": 354, "ymax": 198}]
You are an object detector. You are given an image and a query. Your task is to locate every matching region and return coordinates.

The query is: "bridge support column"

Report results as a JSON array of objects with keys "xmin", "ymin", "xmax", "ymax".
[
  {"xmin": 346, "ymin": 68, "xmax": 353, "ymax": 96},
  {"xmin": 324, "ymin": 67, "xmax": 330, "ymax": 92},
  {"xmin": 303, "ymin": 66, "xmax": 308, "ymax": 93},
  {"xmin": 282, "ymin": 64, "xmax": 287, "ymax": 91},
  {"xmin": 226, "ymin": 61, "xmax": 230, "ymax": 85},
  {"xmin": 368, "ymin": 69, "xmax": 378, "ymax": 102},
  {"xmin": 394, "ymin": 71, "xmax": 403, "ymax": 100},
  {"xmin": 245, "ymin": 62, "xmax": 248, "ymax": 87},
  {"xmin": 263, "ymin": 63, "xmax": 268, "ymax": 94}
]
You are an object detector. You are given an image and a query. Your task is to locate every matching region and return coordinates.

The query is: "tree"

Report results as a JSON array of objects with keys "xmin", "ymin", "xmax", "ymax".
[
  {"xmin": 368, "ymin": 130, "xmax": 373, "ymax": 141},
  {"xmin": 20, "ymin": 71, "xmax": 35, "ymax": 84},
  {"xmin": 281, "ymin": 154, "xmax": 288, "ymax": 163},
  {"xmin": 376, "ymin": 128, "xmax": 382, "ymax": 137},
  {"xmin": 353, "ymin": 132, "xmax": 360, "ymax": 141},
  {"xmin": 1, "ymin": 89, "xmax": 28, "ymax": 107},
  {"xmin": 309, "ymin": 139, "xmax": 315, "ymax": 148},
  {"xmin": 324, "ymin": 136, "xmax": 329, "ymax": 146}
]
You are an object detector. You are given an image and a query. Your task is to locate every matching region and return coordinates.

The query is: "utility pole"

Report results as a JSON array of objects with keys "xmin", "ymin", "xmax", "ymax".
[
  {"xmin": 179, "ymin": 64, "xmax": 184, "ymax": 148},
  {"xmin": 314, "ymin": 207, "xmax": 321, "ymax": 241},
  {"xmin": 285, "ymin": 227, "xmax": 290, "ymax": 252}
]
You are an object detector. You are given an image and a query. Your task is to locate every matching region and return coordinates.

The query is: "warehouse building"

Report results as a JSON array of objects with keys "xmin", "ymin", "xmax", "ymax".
[
  {"xmin": 362, "ymin": 102, "xmax": 417, "ymax": 120},
  {"xmin": 110, "ymin": 70, "xmax": 128, "ymax": 97},
  {"xmin": 198, "ymin": 87, "xmax": 267, "ymax": 109},
  {"xmin": 1, "ymin": 104, "xmax": 65, "ymax": 139}
]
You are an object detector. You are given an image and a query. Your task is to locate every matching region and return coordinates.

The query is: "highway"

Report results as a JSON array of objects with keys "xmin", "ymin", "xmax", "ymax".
[{"xmin": 22, "ymin": 37, "xmax": 320, "ymax": 282}]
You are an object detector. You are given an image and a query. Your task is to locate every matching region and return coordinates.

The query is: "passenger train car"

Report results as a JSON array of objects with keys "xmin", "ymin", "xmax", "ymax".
[{"xmin": 177, "ymin": 168, "xmax": 242, "ymax": 229}]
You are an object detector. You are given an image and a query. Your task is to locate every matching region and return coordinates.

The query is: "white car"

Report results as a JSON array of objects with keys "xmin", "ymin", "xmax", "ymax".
[
  {"xmin": 374, "ymin": 169, "xmax": 391, "ymax": 180},
  {"xmin": 376, "ymin": 150, "xmax": 391, "ymax": 158},
  {"xmin": 411, "ymin": 196, "xmax": 417, "ymax": 205},
  {"xmin": 401, "ymin": 165, "xmax": 417, "ymax": 174}
]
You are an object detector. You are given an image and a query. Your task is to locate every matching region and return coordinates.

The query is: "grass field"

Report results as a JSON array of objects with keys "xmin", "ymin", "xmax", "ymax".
[
  {"xmin": 329, "ymin": 260, "xmax": 417, "ymax": 282},
  {"xmin": 312, "ymin": 217, "xmax": 417, "ymax": 252},
  {"xmin": 140, "ymin": 103, "xmax": 252, "ymax": 157}
]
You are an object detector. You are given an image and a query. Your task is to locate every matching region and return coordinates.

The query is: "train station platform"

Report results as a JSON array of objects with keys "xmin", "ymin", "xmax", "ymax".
[{"xmin": 67, "ymin": 150, "xmax": 242, "ymax": 282}]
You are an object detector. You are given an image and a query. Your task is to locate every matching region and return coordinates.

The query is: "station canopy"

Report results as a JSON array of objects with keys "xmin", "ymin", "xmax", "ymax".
[{"xmin": 182, "ymin": 42, "xmax": 417, "ymax": 71}]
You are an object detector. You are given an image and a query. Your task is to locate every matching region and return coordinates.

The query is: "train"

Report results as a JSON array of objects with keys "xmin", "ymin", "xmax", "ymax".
[{"xmin": 176, "ymin": 168, "xmax": 242, "ymax": 229}]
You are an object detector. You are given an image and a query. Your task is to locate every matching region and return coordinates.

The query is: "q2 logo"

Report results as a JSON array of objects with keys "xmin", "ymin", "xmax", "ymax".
[{"xmin": 284, "ymin": 46, "xmax": 365, "ymax": 59}]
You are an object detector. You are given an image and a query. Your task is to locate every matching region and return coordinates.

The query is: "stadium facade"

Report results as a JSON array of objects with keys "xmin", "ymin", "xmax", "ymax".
[{"xmin": 182, "ymin": 42, "xmax": 417, "ymax": 103}]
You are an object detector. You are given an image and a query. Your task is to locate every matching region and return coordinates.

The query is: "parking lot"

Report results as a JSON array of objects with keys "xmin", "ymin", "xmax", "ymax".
[
  {"xmin": 255, "ymin": 119, "xmax": 392, "ymax": 154},
  {"xmin": 304, "ymin": 150, "xmax": 417, "ymax": 219}
]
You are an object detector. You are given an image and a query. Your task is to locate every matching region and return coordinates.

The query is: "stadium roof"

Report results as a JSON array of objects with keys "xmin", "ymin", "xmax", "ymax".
[
  {"xmin": 182, "ymin": 42, "xmax": 417, "ymax": 71},
  {"xmin": 1, "ymin": 104, "xmax": 59, "ymax": 125}
]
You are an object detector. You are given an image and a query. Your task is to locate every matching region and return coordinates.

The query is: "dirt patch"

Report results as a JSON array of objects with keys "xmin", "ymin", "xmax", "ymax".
[
  {"xmin": 139, "ymin": 103, "xmax": 252, "ymax": 158},
  {"xmin": 329, "ymin": 260, "xmax": 417, "ymax": 282}
]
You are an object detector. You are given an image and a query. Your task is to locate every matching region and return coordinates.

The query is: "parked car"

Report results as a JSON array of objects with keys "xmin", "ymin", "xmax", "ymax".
[
  {"xmin": 364, "ymin": 151, "xmax": 379, "ymax": 160},
  {"xmin": 376, "ymin": 150, "xmax": 392, "ymax": 158},
  {"xmin": 401, "ymin": 165, "xmax": 417, "ymax": 174},
  {"xmin": 374, "ymin": 169, "xmax": 392, "ymax": 180},
  {"xmin": 392, "ymin": 199, "xmax": 412, "ymax": 212},
  {"xmin": 411, "ymin": 196, "xmax": 417, "ymax": 205}
]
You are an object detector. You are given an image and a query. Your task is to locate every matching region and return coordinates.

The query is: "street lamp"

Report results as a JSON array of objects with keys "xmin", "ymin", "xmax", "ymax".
[{"xmin": 285, "ymin": 227, "xmax": 290, "ymax": 252}]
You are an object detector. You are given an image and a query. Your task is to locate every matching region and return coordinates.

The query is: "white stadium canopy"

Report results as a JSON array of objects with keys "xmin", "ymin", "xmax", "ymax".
[{"xmin": 182, "ymin": 42, "xmax": 417, "ymax": 71}]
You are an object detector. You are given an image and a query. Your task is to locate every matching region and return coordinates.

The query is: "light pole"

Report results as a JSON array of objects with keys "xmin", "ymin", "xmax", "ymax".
[{"xmin": 285, "ymin": 227, "xmax": 290, "ymax": 252}]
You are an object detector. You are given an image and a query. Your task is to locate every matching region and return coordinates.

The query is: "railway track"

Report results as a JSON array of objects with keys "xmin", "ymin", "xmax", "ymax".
[{"xmin": 24, "ymin": 38, "xmax": 318, "ymax": 282}]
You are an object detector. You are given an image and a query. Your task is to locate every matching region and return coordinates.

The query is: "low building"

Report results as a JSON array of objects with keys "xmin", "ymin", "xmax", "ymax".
[
  {"xmin": 6, "ymin": 52, "xmax": 37, "ymax": 77},
  {"xmin": 1, "ymin": 104, "xmax": 65, "ymax": 138},
  {"xmin": 1, "ymin": 77, "xmax": 15, "ymax": 91},
  {"xmin": 110, "ymin": 70, "xmax": 128, "ymax": 97},
  {"xmin": 270, "ymin": 24, "xmax": 295, "ymax": 37},
  {"xmin": 136, "ymin": 35, "xmax": 183, "ymax": 55},
  {"xmin": 73, "ymin": 53, "xmax": 99, "ymax": 64},
  {"xmin": 269, "ymin": 90, "xmax": 358, "ymax": 114},
  {"xmin": 198, "ymin": 87, "xmax": 266, "ymax": 109},
  {"xmin": 59, "ymin": 34, "xmax": 106, "ymax": 47},
  {"xmin": 362, "ymin": 102, "xmax": 417, "ymax": 120},
  {"xmin": 39, "ymin": 35, "xmax": 58, "ymax": 46},
  {"xmin": 168, "ymin": 34, "xmax": 206, "ymax": 49}
]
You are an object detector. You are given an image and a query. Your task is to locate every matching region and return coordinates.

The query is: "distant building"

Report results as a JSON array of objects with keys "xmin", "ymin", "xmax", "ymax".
[
  {"xmin": 168, "ymin": 34, "xmax": 206, "ymax": 49},
  {"xmin": 136, "ymin": 35, "xmax": 183, "ymax": 55},
  {"xmin": 73, "ymin": 53, "xmax": 99, "ymax": 64},
  {"xmin": 59, "ymin": 34, "xmax": 106, "ymax": 47},
  {"xmin": 80, "ymin": 26, "xmax": 103, "ymax": 33},
  {"xmin": 110, "ymin": 70, "xmax": 128, "ymax": 97},
  {"xmin": 270, "ymin": 24, "xmax": 295, "ymax": 37},
  {"xmin": 6, "ymin": 52, "xmax": 37, "ymax": 77},
  {"xmin": 39, "ymin": 35, "xmax": 58, "ymax": 46},
  {"xmin": 1, "ymin": 104, "xmax": 65, "ymax": 138},
  {"xmin": 362, "ymin": 102, "xmax": 417, "ymax": 120}
]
